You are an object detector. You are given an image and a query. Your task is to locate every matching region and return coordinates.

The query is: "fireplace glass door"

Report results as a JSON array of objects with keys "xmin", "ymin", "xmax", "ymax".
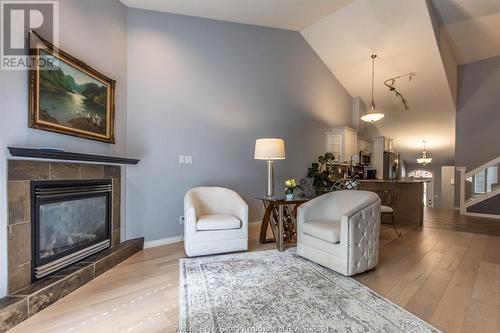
[
  {"xmin": 32, "ymin": 180, "xmax": 112, "ymax": 279},
  {"xmin": 39, "ymin": 196, "xmax": 108, "ymax": 259}
]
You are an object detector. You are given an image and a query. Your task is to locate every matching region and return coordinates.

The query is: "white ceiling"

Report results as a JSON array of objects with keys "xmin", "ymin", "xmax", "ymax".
[
  {"xmin": 119, "ymin": 0, "xmax": 354, "ymax": 31},
  {"xmin": 431, "ymin": 0, "xmax": 500, "ymax": 64},
  {"xmin": 430, "ymin": 0, "xmax": 500, "ymax": 24},
  {"xmin": 442, "ymin": 12, "xmax": 500, "ymax": 65},
  {"xmin": 301, "ymin": 0, "xmax": 456, "ymax": 164}
]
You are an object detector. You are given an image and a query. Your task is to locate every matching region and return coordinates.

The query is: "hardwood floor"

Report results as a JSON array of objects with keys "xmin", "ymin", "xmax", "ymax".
[
  {"xmin": 424, "ymin": 208, "xmax": 500, "ymax": 236},
  {"xmin": 9, "ymin": 209, "xmax": 500, "ymax": 333}
]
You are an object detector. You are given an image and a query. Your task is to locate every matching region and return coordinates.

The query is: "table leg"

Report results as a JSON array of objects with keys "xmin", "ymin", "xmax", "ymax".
[
  {"xmin": 259, "ymin": 202, "xmax": 275, "ymax": 244},
  {"xmin": 278, "ymin": 205, "xmax": 284, "ymax": 251}
]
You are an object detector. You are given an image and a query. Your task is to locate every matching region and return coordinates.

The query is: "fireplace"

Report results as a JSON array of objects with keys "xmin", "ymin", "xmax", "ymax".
[
  {"xmin": 31, "ymin": 179, "xmax": 112, "ymax": 280},
  {"xmin": 2, "ymin": 160, "xmax": 146, "ymax": 331}
]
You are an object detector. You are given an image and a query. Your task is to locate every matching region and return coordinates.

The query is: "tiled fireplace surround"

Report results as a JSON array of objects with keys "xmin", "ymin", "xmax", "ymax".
[{"xmin": 0, "ymin": 160, "xmax": 144, "ymax": 332}]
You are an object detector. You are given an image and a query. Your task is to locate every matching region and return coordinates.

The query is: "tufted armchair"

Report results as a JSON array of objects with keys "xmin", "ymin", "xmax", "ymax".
[
  {"xmin": 184, "ymin": 187, "xmax": 248, "ymax": 257},
  {"xmin": 297, "ymin": 190, "xmax": 381, "ymax": 276}
]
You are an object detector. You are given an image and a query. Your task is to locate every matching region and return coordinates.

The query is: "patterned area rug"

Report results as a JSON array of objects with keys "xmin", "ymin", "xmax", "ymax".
[{"xmin": 180, "ymin": 249, "xmax": 440, "ymax": 333}]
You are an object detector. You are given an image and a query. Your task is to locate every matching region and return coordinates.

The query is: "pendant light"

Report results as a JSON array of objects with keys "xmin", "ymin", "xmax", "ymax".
[
  {"xmin": 361, "ymin": 54, "xmax": 385, "ymax": 123},
  {"xmin": 417, "ymin": 140, "xmax": 432, "ymax": 166}
]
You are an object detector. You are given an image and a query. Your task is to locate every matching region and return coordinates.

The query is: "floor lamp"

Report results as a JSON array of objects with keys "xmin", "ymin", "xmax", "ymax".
[{"xmin": 254, "ymin": 138, "xmax": 286, "ymax": 197}]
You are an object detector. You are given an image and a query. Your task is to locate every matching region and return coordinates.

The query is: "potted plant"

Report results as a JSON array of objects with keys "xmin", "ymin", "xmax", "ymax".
[
  {"xmin": 306, "ymin": 152, "xmax": 337, "ymax": 195},
  {"xmin": 284, "ymin": 178, "xmax": 298, "ymax": 200}
]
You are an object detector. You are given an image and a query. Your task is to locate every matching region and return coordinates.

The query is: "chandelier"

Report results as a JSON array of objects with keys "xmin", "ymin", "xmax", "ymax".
[
  {"xmin": 361, "ymin": 54, "xmax": 385, "ymax": 123},
  {"xmin": 417, "ymin": 140, "xmax": 432, "ymax": 166}
]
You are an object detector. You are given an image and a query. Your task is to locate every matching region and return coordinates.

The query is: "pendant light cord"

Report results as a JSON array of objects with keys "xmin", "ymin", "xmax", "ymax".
[
  {"xmin": 361, "ymin": 54, "xmax": 384, "ymax": 122},
  {"xmin": 371, "ymin": 54, "xmax": 377, "ymax": 105}
]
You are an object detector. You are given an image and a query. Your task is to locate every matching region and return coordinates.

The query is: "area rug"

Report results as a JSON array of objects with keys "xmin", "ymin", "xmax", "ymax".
[{"xmin": 179, "ymin": 249, "xmax": 440, "ymax": 333}]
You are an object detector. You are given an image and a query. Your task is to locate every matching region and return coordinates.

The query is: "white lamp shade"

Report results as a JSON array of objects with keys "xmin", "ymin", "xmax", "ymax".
[
  {"xmin": 360, "ymin": 112, "xmax": 385, "ymax": 123},
  {"xmin": 254, "ymin": 138, "xmax": 286, "ymax": 160}
]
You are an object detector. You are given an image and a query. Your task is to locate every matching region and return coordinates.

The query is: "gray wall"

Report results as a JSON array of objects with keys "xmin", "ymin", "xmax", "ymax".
[
  {"xmin": 0, "ymin": 0, "xmax": 127, "ymax": 297},
  {"xmin": 454, "ymin": 55, "xmax": 500, "ymax": 213},
  {"xmin": 125, "ymin": 9, "xmax": 353, "ymax": 243}
]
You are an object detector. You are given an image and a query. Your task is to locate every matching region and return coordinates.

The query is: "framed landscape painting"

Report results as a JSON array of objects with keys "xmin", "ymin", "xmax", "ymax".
[{"xmin": 29, "ymin": 33, "xmax": 116, "ymax": 143}]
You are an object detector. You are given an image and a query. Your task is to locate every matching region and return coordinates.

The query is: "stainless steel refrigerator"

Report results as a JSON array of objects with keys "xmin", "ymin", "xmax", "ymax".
[{"xmin": 383, "ymin": 152, "xmax": 400, "ymax": 180}]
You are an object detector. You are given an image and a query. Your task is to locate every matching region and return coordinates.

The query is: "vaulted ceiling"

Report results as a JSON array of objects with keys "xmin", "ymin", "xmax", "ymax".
[
  {"xmin": 300, "ymin": 0, "xmax": 457, "ymax": 164},
  {"xmin": 120, "ymin": 0, "xmax": 469, "ymax": 165},
  {"xmin": 430, "ymin": 0, "xmax": 500, "ymax": 65},
  {"xmin": 120, "ymin": 0, "xmax": 354, "ymax": 30}
]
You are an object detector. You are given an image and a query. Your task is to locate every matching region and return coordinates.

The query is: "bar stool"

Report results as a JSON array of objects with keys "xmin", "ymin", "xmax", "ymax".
[{"xmin": 377, "ymin": 187, "xmax": 401, "ymax": 237}]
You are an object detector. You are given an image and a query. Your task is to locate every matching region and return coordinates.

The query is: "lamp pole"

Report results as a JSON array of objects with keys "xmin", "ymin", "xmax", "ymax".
[{"xmin": 266, "ymin": 160, "xmax": 275, "ymax": 197}]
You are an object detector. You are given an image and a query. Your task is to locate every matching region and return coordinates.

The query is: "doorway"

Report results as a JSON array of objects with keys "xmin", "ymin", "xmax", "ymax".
[
  {"xmin": 408, "ymin": 170, "xmax": 434, "ymax": 207},
  {"xmin": 441, "ymin": 166, "xmax": 455, "ymax": 209}
]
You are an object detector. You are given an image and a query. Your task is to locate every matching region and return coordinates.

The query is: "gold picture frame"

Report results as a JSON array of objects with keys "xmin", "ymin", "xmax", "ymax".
[{"xmin": 29, "ymin": 32, "xmax": 116, "ymax": 143}]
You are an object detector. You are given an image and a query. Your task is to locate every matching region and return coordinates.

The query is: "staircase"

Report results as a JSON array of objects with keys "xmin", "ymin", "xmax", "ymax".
[{"xmin": 458, "ymin": 156, "xmax": 500, "ymax": 218}]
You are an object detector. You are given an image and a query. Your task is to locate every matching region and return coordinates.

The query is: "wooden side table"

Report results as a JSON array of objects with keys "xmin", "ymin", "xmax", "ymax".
[{"xmin": 256, "ymin": 197, "xmax": 310, "ymax": 251}]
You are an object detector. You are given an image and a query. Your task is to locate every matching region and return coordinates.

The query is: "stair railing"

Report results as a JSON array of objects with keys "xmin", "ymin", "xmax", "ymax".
[
  {"xmin": 458, "ymin": 167, "xmax": 466, "ymax": 215},
  {"xmin": 458, "ymin": 156, "xmax": 500, "ymax": 216}
]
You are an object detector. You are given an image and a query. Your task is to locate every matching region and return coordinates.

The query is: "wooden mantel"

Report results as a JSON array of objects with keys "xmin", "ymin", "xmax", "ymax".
[{"xmin": 7, "ymin": 147, "xmax": 140, "ymax": 165}]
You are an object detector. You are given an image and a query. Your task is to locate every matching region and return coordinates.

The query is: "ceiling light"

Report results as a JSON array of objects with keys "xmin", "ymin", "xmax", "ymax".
[
  {"xmin": 361, "ymin": 54, "xmax": 385, "ymax": 123},
  {"xmin": 417, "ymin": 140, "xmax": 432, "ymax": 166}
]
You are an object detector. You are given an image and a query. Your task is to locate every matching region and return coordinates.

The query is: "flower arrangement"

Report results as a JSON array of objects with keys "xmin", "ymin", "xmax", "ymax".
[{"xmin": 285, "ymin": 178, "xmax": 298, "ymax": 199}]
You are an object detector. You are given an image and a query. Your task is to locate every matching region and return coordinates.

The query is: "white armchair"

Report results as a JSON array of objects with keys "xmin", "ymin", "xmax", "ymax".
[
  {"xmin": 184, "ymin": 187, "xmax": 248, "ymax": 257},
  {"xmin": 297, "ymin": 190, "xmax": 381, "ymax": 276}
]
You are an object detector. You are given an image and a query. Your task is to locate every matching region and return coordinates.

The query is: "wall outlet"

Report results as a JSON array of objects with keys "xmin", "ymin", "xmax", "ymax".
[
  {"xmin": 179, "ymin": 216, "xmax": 185, "ymax": 224},
  {"xmin": 178, "ymin": 155, "xmax": 185, "ymax": 164}
]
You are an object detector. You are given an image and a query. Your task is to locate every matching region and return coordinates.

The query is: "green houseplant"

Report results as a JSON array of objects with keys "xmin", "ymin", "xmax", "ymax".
[{"xmin": 306, "ymin": 152, "xmax": 337, "ymax": 195}]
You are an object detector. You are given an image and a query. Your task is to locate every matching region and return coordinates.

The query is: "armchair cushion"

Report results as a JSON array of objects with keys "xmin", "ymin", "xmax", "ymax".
[
  {"xmin": 197, "ymin": 214, "xmax": 241, "ymax": 231},
  {"xmin": 302, "ymin": 220, "xmax": 341, "ymax": 244},
  {"xmin": 381, "ymin": 205, "xmax": 393, "ymax": 213}
]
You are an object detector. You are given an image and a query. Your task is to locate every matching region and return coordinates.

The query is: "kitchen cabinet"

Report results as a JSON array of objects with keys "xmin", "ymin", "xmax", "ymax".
[
  {"xmin": 325, "ymin": 127, "xmax": 358, "ymax": 163},
  {"xmin": 357, "ymin": 137, "xmax": 374, "ymax": 154},
  {"xmin": 384, "ymin": 138, "xmax": 394, "ymax": 152},
  {"xmin": 359, "ymin": 180, "xmax": 425, "ymax": 226},
  {"xmin": 326, "ymin": 134, "xmax": 342, "ymax": 161}
]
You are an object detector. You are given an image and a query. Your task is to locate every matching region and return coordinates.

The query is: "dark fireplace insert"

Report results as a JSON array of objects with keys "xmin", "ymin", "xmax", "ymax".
[{"xmin": 31, "ymin": 179, "xmax": 112, "ymax": 280}]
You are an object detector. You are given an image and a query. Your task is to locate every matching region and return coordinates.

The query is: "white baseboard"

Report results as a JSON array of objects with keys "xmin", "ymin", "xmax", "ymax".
[
  {"xmin": 144, "ymin": 235, "xmax": 183, "ymax": 249},
  {"xmin": 144, "ymin": 221, "xmax": 260, "ymax": 249},
  {"xmin": 465, "ymin": 212, "xmax": 500, "ymax": 220}
]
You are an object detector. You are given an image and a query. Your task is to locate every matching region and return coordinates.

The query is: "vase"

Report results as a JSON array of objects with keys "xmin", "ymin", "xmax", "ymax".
[{"xmin": 286, "ymin": 193, "xmax": 293, "ymax": 201}]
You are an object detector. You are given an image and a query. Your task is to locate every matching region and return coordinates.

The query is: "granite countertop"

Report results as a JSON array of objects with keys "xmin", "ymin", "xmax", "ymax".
[{"xmin": 358, "ymin": 179, "xmax": 430, "ymax": 183}]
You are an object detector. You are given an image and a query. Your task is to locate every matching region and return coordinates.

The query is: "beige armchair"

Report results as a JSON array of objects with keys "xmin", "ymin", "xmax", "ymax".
[
  {"xmin": 297, "ymin": 190, "xmax": 381, "ymax": 276},
  {"xmin": 184, "ymin": 187, "xmax": 248, "ymax": 257}
]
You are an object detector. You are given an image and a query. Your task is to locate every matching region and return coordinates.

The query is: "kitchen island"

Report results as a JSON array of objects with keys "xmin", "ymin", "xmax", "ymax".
[{"xmin": 359, "ymin": 180, "xmax": 427, "ymax": 227}]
